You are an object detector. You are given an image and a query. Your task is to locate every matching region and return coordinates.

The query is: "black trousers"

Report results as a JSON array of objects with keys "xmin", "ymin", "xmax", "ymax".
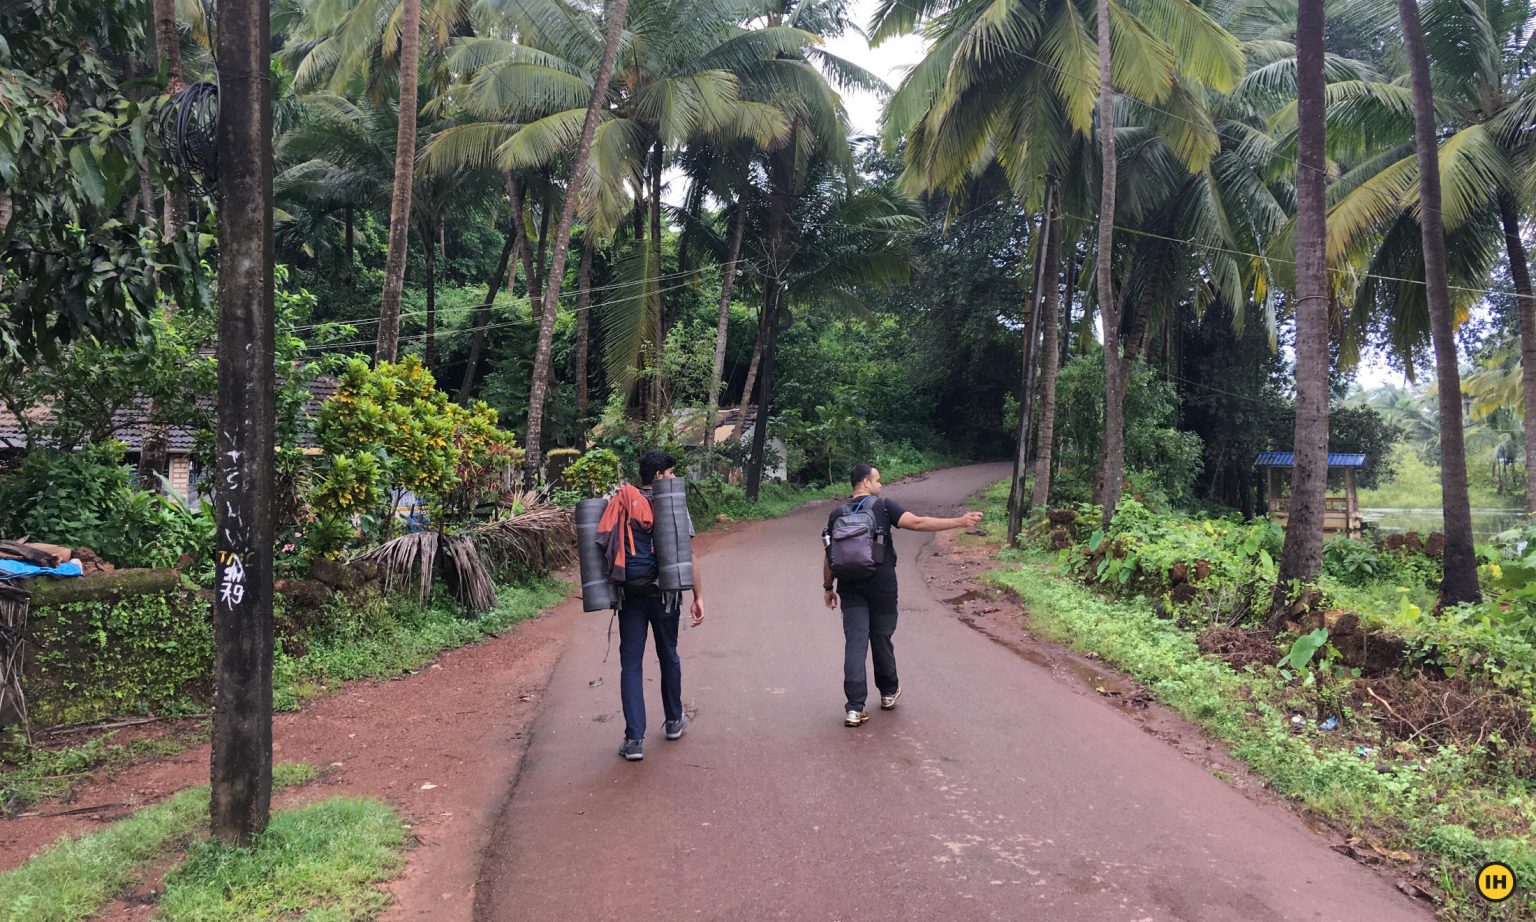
[{"xmin": 839, "ymin": 581, "xmax": 898, "ymax": 712}]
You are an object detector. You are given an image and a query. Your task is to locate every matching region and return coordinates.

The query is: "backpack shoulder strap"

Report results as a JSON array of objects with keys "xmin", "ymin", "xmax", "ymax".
[{"xmin": 872, "ymin": 497, "xmax": 892, "ymax": 536}]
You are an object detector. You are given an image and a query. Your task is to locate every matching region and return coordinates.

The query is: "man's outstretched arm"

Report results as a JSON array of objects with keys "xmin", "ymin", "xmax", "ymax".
[{"xmin": 895, "ymin": 510, "xmax": 983, "ymax": 532}]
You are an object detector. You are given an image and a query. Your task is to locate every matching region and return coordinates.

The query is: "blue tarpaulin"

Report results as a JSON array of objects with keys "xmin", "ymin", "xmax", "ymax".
[{"xmin": 0, "ymin": 559, "xmax": 82, "ymax": 580}]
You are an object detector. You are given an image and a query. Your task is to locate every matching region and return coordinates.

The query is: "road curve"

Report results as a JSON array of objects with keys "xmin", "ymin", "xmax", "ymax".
[{"xmin": 474, "ymin": 463, "xmax": 1429, "ymax": 922}]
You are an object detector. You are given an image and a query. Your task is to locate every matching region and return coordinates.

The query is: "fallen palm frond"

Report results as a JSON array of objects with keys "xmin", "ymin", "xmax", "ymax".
[
  {"xmin": 357, "ymin": 531, "xmax": 439, "ymax": 608},
  {"xmin": 440, "ymin": 533, "xmax": 497, "ymax": 613},
  {"xmin": 473, "ymin": 504, "xmax": 576, "ymax": 580}
]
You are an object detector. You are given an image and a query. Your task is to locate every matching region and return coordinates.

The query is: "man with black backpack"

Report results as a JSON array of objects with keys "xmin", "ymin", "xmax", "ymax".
[
  {"xmin": 606, "ymin": 450, "xmax": 704, "ymax": 762},
  {"xmin": 823, "ymin": 463, "xmax": 981, "ymax": 727}
]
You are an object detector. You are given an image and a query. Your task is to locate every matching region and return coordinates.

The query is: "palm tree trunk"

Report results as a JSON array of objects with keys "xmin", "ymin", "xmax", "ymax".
[
  {"xmin": 1397, "ymin": 0, "xmax": 1480, "ymax": 605},
  {"xmin": 1095, "ymin": 0, "xmax": 1124, "ymax": 529},
  {"xmin": 458, "ymin": 233, "xmax": 517, "ymax": 404},
  {"xmin": 1032, "ymin": 203, "xmax": 1066, "ymax": 511},
  {"xmin": 139, "ymin": 0, "xmax": 187, "ymax": 494},
  {"xmin": 534, "ymin": 195, "xmax": 551, "ymax": 304},
  {"xmin": 730, "ymin": 320, "xmax": 764, "ymax": 445},
  {"xmin": 1497, "ymin": 192, "xmax": 1536, "ymax": 515},
  {"xmin": 375, "ymin": 0, "xmax": 422, "ymax": 364},
  {"xmin": 423, "ymin": 220, "xmax": 438, "ymax": 372},
  {"xmin": 523, "ymin": 0, "xmax": 630, "ymax": 483},
  {"xmin": 1274, "ymin": 0, "xmax": 1331, "ymax": 622},
  {"xmin": 343, "ymin": 205, "xmax": 355, "ymax": 275},
  {"xmin": 1059, "ymin": 250, "xmax": 1077, "ymax": 368},
  {"xmin": 746, "ymin": 151, "xmax": 791, "ymax": 501},
  {"xmin": 506, "ymin": 177, "xmax": 534, "ymax": 306},
  {"xmin": 1008, "ymin": 183, "xmax": 1055, "ymax": 543},
  {"xmin": 576, "ymin": 234, "xmax": 595, "ymax": 444},
  {"xmin": 648, "ymin": 141, "xmax": 665, "ymax": 422},
  {"xmin": 154, "ymin": 0, "xmax": 187, "ymax": 238},
  {"xmin": 704, "ymin": 199, "xmax": 747, "ymax": 451},
  {"xmin": 746, "ymin": 284, "xmax": 782, "ymax": 501},
  {"xmin": 153, "ymin": 0, "xmax": 183, "ymax": 91}
]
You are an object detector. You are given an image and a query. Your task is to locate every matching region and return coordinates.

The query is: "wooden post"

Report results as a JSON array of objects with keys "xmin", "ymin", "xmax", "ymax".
[
  {"xmin": 1346, "ymin": 467, "xmax": 1359, "ymax": 538},
  {"xmin": 211, "ymin": 0, "xmax": 275, "ymax": 845}
]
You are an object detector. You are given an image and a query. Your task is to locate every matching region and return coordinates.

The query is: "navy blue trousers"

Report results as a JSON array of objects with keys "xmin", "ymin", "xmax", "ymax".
[{"xmin": 618, "ymin": 592, "xmax": 682, "ymax": 741}]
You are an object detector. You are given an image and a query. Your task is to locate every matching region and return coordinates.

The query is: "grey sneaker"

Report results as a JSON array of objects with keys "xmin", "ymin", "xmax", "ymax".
[
  {"xmin": 845, "ymin": 709, "xmax": 869, "ymax": 727},
  {"xmin": 619, "ymin": 739, "xmax": 644, "ymax": 761},
  {"xmin": 881, "ymin": 689, "xmax": 902, "ymax": 710},
  {"xmin": 664, "ymin": 715, "xmax": 689, "ymax": 740}
]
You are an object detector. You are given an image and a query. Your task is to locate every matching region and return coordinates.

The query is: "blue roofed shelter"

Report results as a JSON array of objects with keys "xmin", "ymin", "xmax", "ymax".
[{"xmin": 1255, "ymin": 452, "xmax": 1368, "ymax": 538}]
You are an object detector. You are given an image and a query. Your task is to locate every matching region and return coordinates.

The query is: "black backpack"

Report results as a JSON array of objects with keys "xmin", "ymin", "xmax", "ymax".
[
  {"xmin": 823, "ymin": 497, "xmax": 889, "ymax": 583},
  {"xmin": 621, "ymin": 504, "xmax": 659, "ymax": 589}
]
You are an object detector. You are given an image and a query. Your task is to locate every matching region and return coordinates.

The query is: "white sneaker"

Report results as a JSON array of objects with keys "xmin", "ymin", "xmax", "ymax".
[
  {"xmin": 845, "ymin": 709, "xmax": 869, "ymax": 727},
  {"xmin": 881, "ymin": 689, "xmax": 902, "ymax": 710}
]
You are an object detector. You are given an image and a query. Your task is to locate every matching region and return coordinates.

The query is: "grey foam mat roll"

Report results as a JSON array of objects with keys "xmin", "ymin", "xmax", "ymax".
[
  {"xmin": 651, "ymin": 477, "xmax": 694, "ymax": 591},
  {"xmin": 575, "ymin": 497, "xmax": 618, "ymax": 612}
]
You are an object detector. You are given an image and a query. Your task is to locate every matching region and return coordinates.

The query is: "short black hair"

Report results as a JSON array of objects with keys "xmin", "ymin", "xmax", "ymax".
[
  {"xmin": 639, "ymin": 450, "xmax": 677, "ymax": 486},
  {"xmin": 850, "ymin": 463, "xmax": 875, "ymax": 489}
]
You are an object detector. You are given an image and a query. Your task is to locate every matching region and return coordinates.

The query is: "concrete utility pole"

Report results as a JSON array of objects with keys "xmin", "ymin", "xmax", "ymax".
[{"xmin": 211, "ymin": 0, "xmax": 276, "ymax": 844}]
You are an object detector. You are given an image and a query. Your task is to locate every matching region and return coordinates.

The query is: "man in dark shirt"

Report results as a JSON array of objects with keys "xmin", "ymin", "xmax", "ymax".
[{"xmin": 823, "ymin": 463, "xmax": 982, "ymax": 726}]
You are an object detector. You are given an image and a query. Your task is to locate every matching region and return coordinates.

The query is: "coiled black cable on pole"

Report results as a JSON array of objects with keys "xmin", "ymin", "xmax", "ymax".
[{"xmin": 156, "ymin": 81, "xmax": 220, "ymax": 197}]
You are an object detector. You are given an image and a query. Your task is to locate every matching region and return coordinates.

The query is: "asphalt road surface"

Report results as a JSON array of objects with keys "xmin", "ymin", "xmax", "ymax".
[{"xmin": 475, "ymin": 464, "xmax": 1429, "ymax": 921}]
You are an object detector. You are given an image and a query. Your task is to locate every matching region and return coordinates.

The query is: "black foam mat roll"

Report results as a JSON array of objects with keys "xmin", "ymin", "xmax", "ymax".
[
  {"xmin": 575, "ymin": 497, "xmax": 618, "ymax": 612},
  {"xmin": 651, "ymin": 477, "xmax": 694, "ymax": 591}
]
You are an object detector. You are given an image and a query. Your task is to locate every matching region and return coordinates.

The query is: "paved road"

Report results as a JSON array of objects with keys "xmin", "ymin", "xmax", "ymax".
[{"xmin": 476, "ymin": 464, "xmax": 1429, "ymax": 921}]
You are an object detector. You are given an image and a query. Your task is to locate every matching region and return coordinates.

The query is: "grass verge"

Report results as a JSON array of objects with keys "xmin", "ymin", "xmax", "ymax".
[
  {"xmin": 156, "ymin": 796, "xmax": 404, "ymax": 922},
  {"xmin": 968, "ymin": 481, "xmax": 1535, "ymax": 920},
  {"xmin": 2, "ymin": 727, "xmax": 209, "ymax": 818},
  {"xmin": 0, "ymin": 762, "xmax": 317, "ymax": 922}
]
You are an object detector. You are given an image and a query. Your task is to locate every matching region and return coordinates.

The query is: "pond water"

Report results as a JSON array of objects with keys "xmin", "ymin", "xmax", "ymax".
[{"xmin": 1361, "ymin": 507, "xmax": 1531, "ymax": 542}]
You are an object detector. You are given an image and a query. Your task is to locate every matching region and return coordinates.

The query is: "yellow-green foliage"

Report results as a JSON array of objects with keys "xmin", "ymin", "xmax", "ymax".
[
  {"xmin": 312, "ymin": 357, "xmax": 520, "ymax": 538},
  {"xmin": 562, "ymin": 448, "xmax": 623, "ymax": 498}
]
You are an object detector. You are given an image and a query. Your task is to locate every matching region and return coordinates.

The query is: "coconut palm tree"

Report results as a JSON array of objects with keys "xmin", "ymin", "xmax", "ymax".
[
  {"xmin": 275, "ymin": 92, "xmax": 484, "ymax": 362},
  {"xmin": 1395, "ymin": 0, "xmax": 1481, "ymax": 603},
  {"xmin": 1307, "ymin": 0, "xmax": 1536, "ymax": 518},
  {"xmin": 874, "ymin": 0, "xmax": 1244, "ymax": 524},
  {"xmin": 285, "ymin": 0, "xmax": 478, "ymax": 362},
  {"xmin": 420, "ymin": 0, "xmax": 808, "ymax": 473},
  {"xmin": 1272, "ymin": 0, "xmax": 1331, "ymax": 615}
]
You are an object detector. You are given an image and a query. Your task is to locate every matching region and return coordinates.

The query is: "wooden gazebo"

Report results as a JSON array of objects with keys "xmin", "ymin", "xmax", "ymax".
[{"xmin": 1256, "ymin": 452, "xmax": 1367, "ymax": 538}]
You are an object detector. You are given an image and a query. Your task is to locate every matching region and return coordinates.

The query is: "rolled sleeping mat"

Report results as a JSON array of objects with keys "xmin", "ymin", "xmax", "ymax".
[
  {"xmin": 575, "ymin": 497, "xmax": 618, "ymax": 612},
  {"xmin": 651, "ymin": 477, "xmax": 694, "ymax": 592}
]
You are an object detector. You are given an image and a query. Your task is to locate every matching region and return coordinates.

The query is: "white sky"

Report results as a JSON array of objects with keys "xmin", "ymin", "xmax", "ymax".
[{"xmin": 822, "ymin": 0, "xmax": 926, "ymax": 136}]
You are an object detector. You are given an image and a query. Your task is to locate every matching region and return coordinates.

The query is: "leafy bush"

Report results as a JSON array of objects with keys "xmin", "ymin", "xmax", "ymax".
[
  {"xmin": 563, "ymin": 448, "xmax": 622, "ymax": 498},
  {"xmin": 0, "ymin": 443, "xmax": 213, "ymax": 568},
  {"xmin": 1072, "ymin": 499, "xmax": 1281, "ymax": 605},
  {"xmin": 1322, "ymin": 538, "xmax": 1395, "ymax": 587},
  {"xmin": 309, "ymin": 357, "xmax": 521, "ymax": 554},
  {"xmin": 1051, "ymin": 359, "xmax": 1204, "ymax": 509}
]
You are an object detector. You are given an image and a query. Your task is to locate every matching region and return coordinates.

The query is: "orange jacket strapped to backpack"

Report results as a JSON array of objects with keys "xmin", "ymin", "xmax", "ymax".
[{"xmin": 595, "ymin": 483, "xmax": 654, "ymax": 584}]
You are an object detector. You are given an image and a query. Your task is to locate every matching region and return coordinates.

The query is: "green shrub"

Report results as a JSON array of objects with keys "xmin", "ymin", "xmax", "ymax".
[
  {"xmin": 1071, "ymin": 499, "xmax": 1281, "ymax": 604},
  {"xmin": 563, "ymin": 448, "xmax": 622, "ymax": 498},
  {"xmin": 0, "ymin": 444, "xmax": 212, "ymax": 568},
  {"xmin": 1322, "ymin": 537, "xmax": 1395, "ymax": 587}
]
